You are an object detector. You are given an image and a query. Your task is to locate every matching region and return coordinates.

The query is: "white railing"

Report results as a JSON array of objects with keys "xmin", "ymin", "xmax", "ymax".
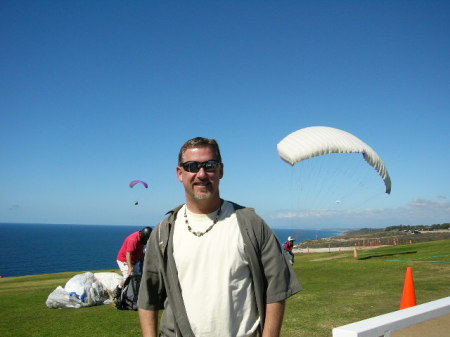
[{"xmin": 332, "ymin": 296, "xmax": 450, "ymax": 337}]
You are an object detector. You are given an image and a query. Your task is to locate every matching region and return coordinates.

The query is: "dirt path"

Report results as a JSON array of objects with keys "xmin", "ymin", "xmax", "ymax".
[{"xmin": 310, "ymin": 254, "xmax": 349, "ymax": 261}]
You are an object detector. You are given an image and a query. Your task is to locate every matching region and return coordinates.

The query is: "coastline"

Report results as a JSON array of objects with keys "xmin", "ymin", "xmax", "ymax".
[{"xmin": 295, "ymin": 228, "xmax": 450, "ymax": 251}]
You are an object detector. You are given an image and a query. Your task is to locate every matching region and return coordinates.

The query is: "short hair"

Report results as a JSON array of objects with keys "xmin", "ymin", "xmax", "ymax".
[{"xmin": 178, "ymin": 137, "xmax": 222, "ymax": 165}]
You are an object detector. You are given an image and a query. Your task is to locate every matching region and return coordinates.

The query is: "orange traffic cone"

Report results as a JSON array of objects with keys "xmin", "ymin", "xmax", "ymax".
[
  {"xmin": 400, "ymin": 267, "xmax": 417, "ymax": 309},
  {"xmin": 353, "ymin": 247, "xmax": 358, "ymax": 258}
]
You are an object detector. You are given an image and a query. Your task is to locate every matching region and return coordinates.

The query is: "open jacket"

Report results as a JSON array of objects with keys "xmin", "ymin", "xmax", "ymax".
[{"xmin": 137, "ymin": 202, "xmax": 302, "ymax": 337}]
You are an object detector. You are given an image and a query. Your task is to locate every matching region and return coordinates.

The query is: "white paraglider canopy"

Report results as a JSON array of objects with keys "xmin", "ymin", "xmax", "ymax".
[{"xmin": 277, "ymin": 126, "xmax": 391, "ymax": 194}]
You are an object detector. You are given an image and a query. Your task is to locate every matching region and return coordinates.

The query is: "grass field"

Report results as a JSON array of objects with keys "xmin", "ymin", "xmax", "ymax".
[{"xmin": 1, "ymin": 240, "xmax": 449, "ymax": 337}]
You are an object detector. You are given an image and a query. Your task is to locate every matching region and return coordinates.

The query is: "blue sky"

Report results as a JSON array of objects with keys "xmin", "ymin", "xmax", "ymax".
[{"xmin": 1, "ymin": 1, "xmax": 449, "ymax": 229}]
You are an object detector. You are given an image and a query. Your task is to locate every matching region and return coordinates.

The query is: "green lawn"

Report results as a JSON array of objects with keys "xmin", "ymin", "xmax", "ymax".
[
  {"xmin": 283, "ymin": 240, "xmax": 450, "ymax": 336},
  {"xmin": 1, "ymin": 240, "xmax": 449, "ymax": 337}
]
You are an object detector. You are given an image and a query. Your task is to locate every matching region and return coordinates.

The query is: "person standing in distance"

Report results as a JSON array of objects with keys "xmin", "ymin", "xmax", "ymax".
[
  {"xmin": 117, "ymin": 226, "xmax": 152, "ymax": 279},
  {"xmin": 138, "ymin": 137, "xmax": 301, "ymax": 337},
  {"xmin": 284, "ymin": 236, "xmax": 296, "ymax": 265}
]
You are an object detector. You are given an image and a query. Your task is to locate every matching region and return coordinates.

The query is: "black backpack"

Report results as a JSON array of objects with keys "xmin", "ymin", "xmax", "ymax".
[{"xmin": 113, "ymin": 274, "xmax": 142, "ymax": 310}]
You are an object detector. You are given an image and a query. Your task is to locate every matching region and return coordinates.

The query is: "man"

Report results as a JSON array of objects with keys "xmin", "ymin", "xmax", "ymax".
[
  {"xmin": 117, "ymin": 226, "xmax": 152, "ymax": 278},
  {"xmin": 284, "ymin": 236, "xmax": 296, "ymax": 265},
  {"xmin": 138, "ymin": 137, "xmax": 301, "ymax": 337}
]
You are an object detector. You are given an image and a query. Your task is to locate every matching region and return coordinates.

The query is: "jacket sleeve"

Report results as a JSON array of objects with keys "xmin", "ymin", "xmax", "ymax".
[
  {"xmin": 236, "ymin": 205, "xmax": 302, "ymax": 306},
  {"xmin": 259, "ymin": 220, "xmax": 302, "ymax": 303},
  {"xmin": 137, "ymin": 226, "xmax": 166, "ymax": 310}
]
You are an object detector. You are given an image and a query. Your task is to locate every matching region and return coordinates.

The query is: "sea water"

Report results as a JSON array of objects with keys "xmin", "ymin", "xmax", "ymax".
[{"xmin": 0, "ymin": 223, "xmax": 340, "ymax": 277}]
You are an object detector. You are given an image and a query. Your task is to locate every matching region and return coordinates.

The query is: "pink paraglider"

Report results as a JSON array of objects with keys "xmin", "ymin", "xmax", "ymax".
[{"xmin": 129, "ymin": 180, "xmax": 148, "ymax": 189}]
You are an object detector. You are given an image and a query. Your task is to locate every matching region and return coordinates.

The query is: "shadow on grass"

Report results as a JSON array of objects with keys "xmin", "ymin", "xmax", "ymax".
[{"xmin": 358, "ymin": 251, "xmax": 417, "ymax": 260}]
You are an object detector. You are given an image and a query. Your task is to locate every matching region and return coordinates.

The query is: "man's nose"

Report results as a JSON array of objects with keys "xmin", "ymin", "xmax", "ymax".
[{"xmin": 196, "ymin": 167, "xmax": 207, "ymax": 177}]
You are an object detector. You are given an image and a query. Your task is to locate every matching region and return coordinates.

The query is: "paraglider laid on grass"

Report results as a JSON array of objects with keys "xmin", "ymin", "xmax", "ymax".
[{"xmin": 277, "ymin": 126, "xmax": 391, "ymax": 194}]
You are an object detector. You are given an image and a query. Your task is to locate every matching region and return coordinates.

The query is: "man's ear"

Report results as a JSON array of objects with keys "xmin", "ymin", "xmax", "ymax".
[{"xmin": 176, "ymin": 166, "xmax": 183, "ymax": 182}]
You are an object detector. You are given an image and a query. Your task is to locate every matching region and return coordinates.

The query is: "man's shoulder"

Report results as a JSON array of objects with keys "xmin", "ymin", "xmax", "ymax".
[
  {"xmin": 230, "ymin": 201, "xmax": 262, "ymax": 219},
  {"xmin": 227, "ymin": 200, "xmax": 255, "ymax": 213},
  {"xmin": 159, "ymin": 204, "xmax": 184, "ymax": 223},
  {"xmin": 152, "ymin": 204, "xmax": 184, "ymax": 234},
  {"xmin": 229, "ymin": 201, "xmax": 270, "ymax": 236}
]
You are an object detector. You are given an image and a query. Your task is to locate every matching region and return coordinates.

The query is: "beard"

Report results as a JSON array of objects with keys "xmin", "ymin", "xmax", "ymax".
[
  {"xmin": 193, "ymin": 190, "xmax": 212, "ymax": 200},
  {"xmin": 192, "ymin": 182, "xmax": 214, "ymax": 200}
]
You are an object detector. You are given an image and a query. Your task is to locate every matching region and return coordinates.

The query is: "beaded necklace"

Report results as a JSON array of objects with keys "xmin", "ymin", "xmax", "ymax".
[{"xmin": 184, "ymin": 202, "xmax": 223, "ymax": 237}]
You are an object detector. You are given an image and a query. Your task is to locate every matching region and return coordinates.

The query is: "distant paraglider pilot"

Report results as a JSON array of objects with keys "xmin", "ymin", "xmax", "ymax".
[
  {"xmin": 129, "ymin": 180, "xmax": 148, "ymax": 206},
  {"xmin": 117, "ymin": 227, "xmax": 152, "ymax": 279},
  {"xmin": 283, "ymin": 236, "xmax": 295, "ymax": 264}
]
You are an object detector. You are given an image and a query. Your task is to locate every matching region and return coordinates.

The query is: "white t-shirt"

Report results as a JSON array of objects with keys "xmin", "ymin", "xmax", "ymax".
[{"xmin": 173, "ymin": 201, "xmax": 260, "ymax": 337}]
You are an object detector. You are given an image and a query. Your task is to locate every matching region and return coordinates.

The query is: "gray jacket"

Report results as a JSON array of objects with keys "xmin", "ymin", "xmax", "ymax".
[{"xmin": 137, "ymin": 202, "xmax": 302, "ymax": 337}]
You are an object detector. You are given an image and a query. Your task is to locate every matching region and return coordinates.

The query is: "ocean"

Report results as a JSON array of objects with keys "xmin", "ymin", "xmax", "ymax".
[{"xmin": 0, "ymin": 223, "xmax": 340, "ymax": 277}]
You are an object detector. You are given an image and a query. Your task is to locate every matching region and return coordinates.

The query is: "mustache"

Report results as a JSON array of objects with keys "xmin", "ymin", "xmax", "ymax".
[{"xmin": 193, "ymin": 179, "xmax": 211, "ymax": 185}]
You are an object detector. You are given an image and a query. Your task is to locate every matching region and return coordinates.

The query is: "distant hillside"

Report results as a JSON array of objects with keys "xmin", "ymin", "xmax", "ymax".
[{"xmin": 298, "ymin": 226, "xmax": 450, "ymax": 248}]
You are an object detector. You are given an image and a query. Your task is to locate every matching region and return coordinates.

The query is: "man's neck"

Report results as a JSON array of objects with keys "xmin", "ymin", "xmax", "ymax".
[{"xmin": 186, "ymin": 197, "xmax": 223, "ymax": 214}]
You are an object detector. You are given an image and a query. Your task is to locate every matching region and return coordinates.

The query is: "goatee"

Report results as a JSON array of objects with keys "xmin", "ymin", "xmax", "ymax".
[{"xmin": 194, "ymin": 191, "xmax": 212, "ymax": 200}]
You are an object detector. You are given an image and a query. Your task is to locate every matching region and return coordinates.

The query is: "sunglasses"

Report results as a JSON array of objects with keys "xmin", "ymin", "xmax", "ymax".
[{"xmin": 180, "ymin": 160, "xmax": 222, "ymax": 173}]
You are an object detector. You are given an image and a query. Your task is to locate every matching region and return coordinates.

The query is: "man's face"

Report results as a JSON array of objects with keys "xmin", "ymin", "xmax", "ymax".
[{"xmin": 176, "ymin": 146, "xmax": 223, "ymax": 202}]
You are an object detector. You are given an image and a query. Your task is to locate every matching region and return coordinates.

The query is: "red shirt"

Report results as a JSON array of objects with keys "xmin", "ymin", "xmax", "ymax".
[
  {"xmin": 284, "ymin": 240, "xmax": 294, "ymax": 251},
  {"xmin": 117, "ymin": 231, "xmax": 145, "ymax": 264}
]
